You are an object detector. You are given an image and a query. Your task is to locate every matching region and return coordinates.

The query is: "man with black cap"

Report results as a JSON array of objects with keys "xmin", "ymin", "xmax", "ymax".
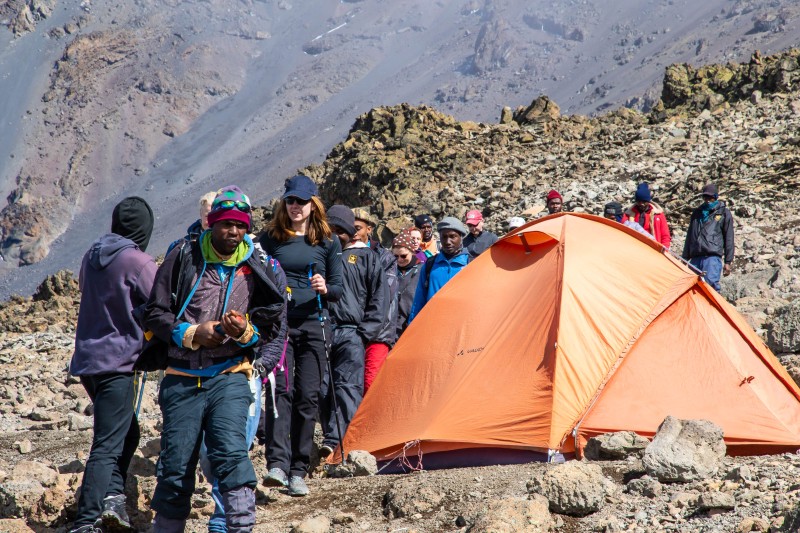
[
  {"xmin": 351, "ymin": 207, "xmax": 398, "ymax": 393},
  {"xmin": 408, "ymin": 216, "xmax": 471, "ymax": 323},
  {"xmin": 144, "ymin": 186, "xmax": 286, "ymax": 533},
  {"xmin": 682, "ymin": 183, "xmax": 735, "ymax": 292},
  {"xmin": 414, "ymin": 214, "xmax": 439, "ymax": 257},
  {"xmin": 320, "ymin": 205, "xmax": 387, "ymax": 456},
  {"xmin": 622, "ymin": 182, "xmax": 672, "ymax": 248},
  {"xmin": 69, "ymin": 197, "xmax": 157, "ymax": 533}
]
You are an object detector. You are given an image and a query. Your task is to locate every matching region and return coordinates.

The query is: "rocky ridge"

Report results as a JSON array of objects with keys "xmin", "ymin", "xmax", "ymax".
[
  {"xmin": 302, "ymin": 48, "xmax": 800, "ymax": 361},
  {"xmin": 0, "ymin": 50, "xmax": 800, "ymax": 531}
]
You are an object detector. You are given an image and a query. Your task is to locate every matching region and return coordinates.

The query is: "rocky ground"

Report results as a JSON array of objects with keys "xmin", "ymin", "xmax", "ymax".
[{"xmin": 0, "ymin": 49, "xmax": 800, "ymax": 532}]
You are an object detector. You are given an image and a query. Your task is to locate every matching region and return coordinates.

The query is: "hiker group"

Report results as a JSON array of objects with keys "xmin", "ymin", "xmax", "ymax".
[{"xmin": 68, "ymin": 177, "xmax": 735, "ymax": 532}]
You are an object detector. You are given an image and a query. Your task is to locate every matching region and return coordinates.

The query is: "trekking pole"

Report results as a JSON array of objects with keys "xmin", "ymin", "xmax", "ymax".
[
  {"xmin": 308, "ymin": 262, "xmax": 346, "ymax": 466},
  {"xmin": 134, "ymin": 371, "xmax": 147, "ymax": 418}
]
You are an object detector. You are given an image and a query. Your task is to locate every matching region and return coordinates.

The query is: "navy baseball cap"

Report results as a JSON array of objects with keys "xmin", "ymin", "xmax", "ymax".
[{"xmin": 282, "ymin": 175, "xmax": 318, "ymax": 200}]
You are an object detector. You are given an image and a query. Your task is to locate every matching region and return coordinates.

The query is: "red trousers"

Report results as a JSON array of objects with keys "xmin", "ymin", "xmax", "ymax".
[{"xmin": 364, "ymin": 342, "xmax": 389, "ymax": 393}]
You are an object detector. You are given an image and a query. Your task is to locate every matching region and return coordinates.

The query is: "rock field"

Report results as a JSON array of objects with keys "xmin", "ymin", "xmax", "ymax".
[{"xmin": 0, "ymin": 49, "xmax": 799, "ymax": 532}]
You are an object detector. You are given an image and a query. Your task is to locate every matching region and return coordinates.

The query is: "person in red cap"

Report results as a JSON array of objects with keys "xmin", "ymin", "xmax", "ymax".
[
  {"xmin": 545, "ymin": 190, "xmax": 564, "ymax": 215},
  {"xmin": 463, "ymin": 209, "xmax": 498, "ymax": 258}
]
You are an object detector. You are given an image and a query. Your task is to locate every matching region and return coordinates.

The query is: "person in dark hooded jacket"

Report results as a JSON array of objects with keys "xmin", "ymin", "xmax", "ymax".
[
  {"xmin": 68, "ymin": 196, "xmax": 157, "ymax": 533},
  {"xmin": 319, "ymin": 205, "xmax": 387, "ymax": 456},
  {"xmin": 682, "ymin": 183, "xmax": 735, "ymax": 291}
]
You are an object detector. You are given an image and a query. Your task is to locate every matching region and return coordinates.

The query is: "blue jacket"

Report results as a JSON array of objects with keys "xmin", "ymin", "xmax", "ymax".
[
  {"xmin": 407, "ymin": 250, "xmax": 469, "ymax": 324},
  {"xmin": 70, "ymin": 234, "xmax": 157, "ymax": 375}
]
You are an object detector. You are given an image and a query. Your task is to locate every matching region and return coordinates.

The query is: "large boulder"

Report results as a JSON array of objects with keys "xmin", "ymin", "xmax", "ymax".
[
  {"xmin": 584, "ymin": 431, "xmax": 650, "ymax": 460},
  {"xmin": 766, "ymin": 301, "xmax": 800, "ymax": 354},
  {"xmin": 470, "ymin": 495, "xmax": 553, "ymax": 532},
  {"xmin": 643, "ymin": 417, "xmax": 726, "ymax": 483},
  {"xmin": 526, "ymin": 461, "xmax": 611, "ymax": 516}
]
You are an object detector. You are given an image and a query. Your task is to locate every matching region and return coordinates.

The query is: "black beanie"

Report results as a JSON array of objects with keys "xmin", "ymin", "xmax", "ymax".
[
  {"xmin": 111, "ymin": 196, "xmax": 154, "ymax": 252},
  {"xmin": 326, "ymin": 204, "xmax": 356, "ymax": 237}
]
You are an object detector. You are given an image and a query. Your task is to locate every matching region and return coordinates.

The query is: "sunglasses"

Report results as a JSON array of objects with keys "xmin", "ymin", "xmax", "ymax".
[
  {"xmin": 214, "ymin": 200, "xmax": 251, "ymax": 212},
  {"xmin": 285, "ymin": 197, "xmax": 310, "ymax": 206},
  {"xmin": 394, "ymin": 253, "xmax": 411, "ymax": 260}
]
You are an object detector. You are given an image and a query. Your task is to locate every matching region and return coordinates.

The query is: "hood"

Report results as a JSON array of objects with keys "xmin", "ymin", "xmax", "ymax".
[{"xmin": 88, "ymin": 233, "xmax": 137, "ymax": 270}]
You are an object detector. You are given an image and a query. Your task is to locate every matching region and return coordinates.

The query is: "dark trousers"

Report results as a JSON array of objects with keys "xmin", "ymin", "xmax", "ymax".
[
  {"xmin": 265, "ymin": 316, "xmax": 328, "ymax": 478},
  {"xmin": 152, "ymin": 373, "xmax": 255, "ymax": 519},
  {"xmin": 74, "ymin": 373, "xmax": 140, "ymax": 528},
  {"xmin": 321, "ymin": 327, "xmax": 365, "ymax": 448}
]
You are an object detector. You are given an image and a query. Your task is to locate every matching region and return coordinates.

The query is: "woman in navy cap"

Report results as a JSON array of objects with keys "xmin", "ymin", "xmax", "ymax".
[{"xmin": 258, "ymin": 175, "xmax": 343, "ymax": 496}]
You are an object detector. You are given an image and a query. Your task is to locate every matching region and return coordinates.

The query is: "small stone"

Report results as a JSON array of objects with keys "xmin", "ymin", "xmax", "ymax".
[
  {"xmin": 15, "ymin": 440, "xmax": 32, "ymax": 454},
  {"xmin": 68, "ymin": 413, "xmax": 93, "ymax": 431},
  {"xmin": 291, "ymin": 516, "xmax": 330, "ymax": 533},
  {"xmin": 697, "ymin": 491, "xmax": 735, "ymax": 512}
]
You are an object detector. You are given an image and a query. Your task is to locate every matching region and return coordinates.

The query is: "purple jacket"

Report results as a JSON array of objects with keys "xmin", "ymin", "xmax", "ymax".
[{"xmin": 70, "ymin": 234, "xmax": 157, "ymax": 375}]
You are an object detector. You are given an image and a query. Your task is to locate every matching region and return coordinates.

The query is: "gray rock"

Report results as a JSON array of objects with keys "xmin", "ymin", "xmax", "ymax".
[
  {"xmin": 14, "ymin": 440, "xmax": 32, "ymax": 454},
  {"xmin": 766, "ymin": 301, "xmax": 800, "ymax": 353},
  {"xmin": 290, "ymin": 516, "xmax": 330, "ymax": 533},
  {"xmin": 470, "ymin": 495, "xmax": 553, "ymax": 532},
  {"xmin": 68, "ymin": 413, "xmax": 93, "ymax": 431},
  {"xmin": 697, "ymin": 491, "xmax": 735, "ymax": 511},
  {"xmin": 726, "ymin": 464, "xmax": 754, "ymax": 482},
  {"xmin": 584, "ymin": 431, "xmax": 650, "ymax": 460},
  {"xmin": 625, "ymin": 475, "xmax": 662, "ymax": 498},
  {"xmin": 527, "ymin": 461, "xmax": 610, "ymax": 516},
  {"xmin": 11, "ymin": 461, "xmax": 57, "ymax": 487},
  {"xmin": 0, "ymin": 480, "xmax": 45, "ymax": 518},
  {"xmin": 327, "ymin": 450, "xmax": 377, "ymax": 478},
  {"xmin": 384, "ymin": 478, "xmax": 445, "ymax": 518},
  {"xmin": 643, "ymin": 417, "xmax": 726, "ymax": 482}
]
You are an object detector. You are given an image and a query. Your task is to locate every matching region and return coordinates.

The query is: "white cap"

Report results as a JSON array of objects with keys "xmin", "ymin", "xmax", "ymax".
[{"xmin": 508, "ymin": 216, "xmax": 525, "ymax": 230}]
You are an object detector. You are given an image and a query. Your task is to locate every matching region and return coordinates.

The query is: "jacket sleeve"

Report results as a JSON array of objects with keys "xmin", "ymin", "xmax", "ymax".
[
  {"xmin": 657, "ymin": 213, "xmax": 671, "ymax": 249},
  {"xmin": 723, "ymin": 208, "xmax": 735, "ymax": 264},
  {"xmin": 142, "ymin": 246, "xmax": 183, "ymax": 344},
  {"xmin": 323, "ymin": 237, "xmax": 344, "ymax": 303},
  {"xmin": 254, "ymin": 257, "xmax": 289, "ymax": 371},
  {"xmin": 407, "ymin": 264, "xmax": 429, "ymax": 325},
  {"xmin": 358, "ymin": 254, "xmax": 388, "ymax": 343}
]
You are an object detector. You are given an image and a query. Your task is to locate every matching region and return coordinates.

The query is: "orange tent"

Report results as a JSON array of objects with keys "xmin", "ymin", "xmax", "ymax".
[{"xmin": 334, "ymin": 213, "xmax": 800, "ymax": 470}]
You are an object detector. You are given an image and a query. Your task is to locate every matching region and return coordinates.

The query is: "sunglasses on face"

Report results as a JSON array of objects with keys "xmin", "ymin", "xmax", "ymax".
[
  {"xmin": 214, "ymin": 200, "xmax": 251, "ymax": 212},
  {"xmin": 394, "ymin": 253, "xmax": 410, "ymax": 260},
  {"xmin": 285, "ymin": 197, "xmax": 310, "ymax": 206}
]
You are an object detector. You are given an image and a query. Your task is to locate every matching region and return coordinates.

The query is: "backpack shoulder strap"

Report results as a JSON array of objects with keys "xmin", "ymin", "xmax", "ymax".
[{"xmin": 422, "ymin": 255, "xmax": 436, "ymax": 292}]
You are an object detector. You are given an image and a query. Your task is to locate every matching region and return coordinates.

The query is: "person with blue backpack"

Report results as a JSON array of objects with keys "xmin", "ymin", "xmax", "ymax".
[
  {"xmin": 143, "ymin": 186, "xmax": 286, "ymax": 533},
  {"xmin": 408, "ymin": 216, "xmax": 471, "ymax": 324}
]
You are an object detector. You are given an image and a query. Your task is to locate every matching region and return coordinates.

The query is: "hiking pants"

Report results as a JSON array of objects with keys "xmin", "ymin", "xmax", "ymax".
[
  {"xmin": 199, "ymin": 375, "xmax": 262, "ymax": 532},
  {"xmin": 152, "ymin": 372, "xmax": 256, "ymax": 521},
  {"xmin": 690, "ymin": 255, "xmax": 723, "ymax": 292},
  {"xmin": 73, "ymin": 372, "xmax": 140, "ymax": 528},
  {"xmin": 265, "ymin": 315, "xmax": 329, "ymax": 478},
  {"xmin": 321, "ymin": 327, "xmax": 365, "ymax": 449},
  {"xmin": 364, "ymin": 341, "xmax": 389, "ymax": 394}
]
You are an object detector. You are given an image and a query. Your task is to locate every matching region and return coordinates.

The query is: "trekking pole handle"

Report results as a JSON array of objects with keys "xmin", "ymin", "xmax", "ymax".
[{"xmin": 308, "ymin": 262, "xmax": 324, "ymax": 319}]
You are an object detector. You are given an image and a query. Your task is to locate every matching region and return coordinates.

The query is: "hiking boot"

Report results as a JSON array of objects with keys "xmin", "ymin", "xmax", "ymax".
[
  {"xmin": 287, "ymin": 476, "xmax": 309, "ymax": 497},
  {"xmin": 68, "ymin": 522, "xmax": 103, "ymax": 533},
  {"xmin": 263, "ymin": 467, "xmax": 288, "ymax": 487},
  {"xmin": 319, "ymin": 444, "xmax": 334, "ymax": 459},
  {"xmin": 101, "ymin": 494, "xmax": 132, "ymax": 532}
]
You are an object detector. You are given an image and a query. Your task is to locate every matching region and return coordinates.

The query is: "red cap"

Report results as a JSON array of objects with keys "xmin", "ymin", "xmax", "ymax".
[
  {"xmin": 465, "ymin": 210, "xmax": 483, "ymax": 225},
  {"xmin": 546, "ymin": 190, "xmax": 562, "ymax": 202}
]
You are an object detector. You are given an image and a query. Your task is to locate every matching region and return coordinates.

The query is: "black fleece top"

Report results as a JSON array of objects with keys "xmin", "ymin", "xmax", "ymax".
[{"xmin": 259, "ymin": 233, "xmax": 343, "ymax": 319}]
